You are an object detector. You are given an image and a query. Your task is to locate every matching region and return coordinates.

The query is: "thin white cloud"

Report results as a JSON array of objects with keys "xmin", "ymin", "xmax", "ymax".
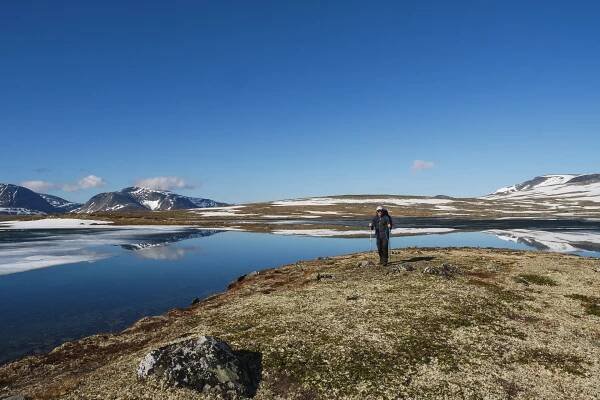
[
  {"xmin": 21, "ymin": 175, "xmax": 106, "ymax": 193},
  {"xmin": 77, "ymin": 175, "xmax": 106, "ymax": 189},
  {"xmin": 411, "ymin": 160, "xmax": 435, "ymax": 171},
  {"xmin": 62, "ymin": 175, "xmax": 107, "ymax": 192},
  {"xmin": 134, "ymin": 176, "xmax": 194, "ymax": 191},
  {"xmin": 20, "ymin": 180, "xmax": 57, "ymax": 192}
]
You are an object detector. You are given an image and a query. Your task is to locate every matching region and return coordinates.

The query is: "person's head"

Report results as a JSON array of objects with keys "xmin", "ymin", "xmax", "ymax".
[{"xmin": 376, "ymin": 206, "xmax": 384, "ymax": 215}]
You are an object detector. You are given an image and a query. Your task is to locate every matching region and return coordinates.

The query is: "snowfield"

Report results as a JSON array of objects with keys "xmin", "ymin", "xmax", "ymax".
[
  {"xmin": 485, "ymin": 174, "xmax": 600, "ymax": 203},
  {"xmin": 0, "ymin": 218, "xmax": 202, "ymax": 231},
  {"xmin": 485, "ymin": 229, "xmax": 600, "ymax": 252},
  {"xmin": 272, "ymin": 197, "xmax": 454, "ymax": 207},
  {"xmin": 0, "ymin": 218, "xmax": 114, "ymax": 229}
]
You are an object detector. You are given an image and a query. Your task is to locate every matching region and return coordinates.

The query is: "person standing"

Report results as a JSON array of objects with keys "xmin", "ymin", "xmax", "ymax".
[{"xmin": 369, "ymin": 206, "xmax": 393, "ymax": 266}]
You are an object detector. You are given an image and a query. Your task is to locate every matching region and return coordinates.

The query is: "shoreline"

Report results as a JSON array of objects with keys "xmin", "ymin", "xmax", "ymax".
[{"xmin": 1, "ymin": 247, "xmax": 599, "ymax": 399}]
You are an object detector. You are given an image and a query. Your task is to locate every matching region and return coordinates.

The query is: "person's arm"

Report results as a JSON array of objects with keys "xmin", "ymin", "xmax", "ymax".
[
  {"xmin": 388, "ymin": 215, "xmax": 393, "ymax": 229},
  {"xmin": 369, "ymin": 216, "xmax": 376, "ymax": 230}
]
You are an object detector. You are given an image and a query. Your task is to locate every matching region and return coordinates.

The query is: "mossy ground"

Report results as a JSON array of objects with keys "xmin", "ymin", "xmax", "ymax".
[{"xmin": 1, "ymin": 248, "xmax": 599, "ymax": 399}]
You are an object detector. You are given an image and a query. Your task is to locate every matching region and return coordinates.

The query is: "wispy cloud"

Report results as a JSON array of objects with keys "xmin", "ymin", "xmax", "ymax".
[
  {"xmin": 134, "ymin": 176, "xmax": 194, "ymax": 191},
  {"xmin": 20, "ymin": 180, "xmax": 57, "ymax": 192},
  {"xmin": 62, "ymin": 175, "xmax": 106, "ymax": 192},
  {"xmin": 411, "ymin": 160, "xmax": 435, "ymax": 172},
  {"xmin": 22, "ymin": 175, "xmax": 106, "ymax": 193}
]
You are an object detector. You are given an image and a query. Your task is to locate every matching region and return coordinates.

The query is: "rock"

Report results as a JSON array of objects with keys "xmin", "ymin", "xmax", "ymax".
[
  {"xmin": 389, "ymin": 263, "xmax": 414, "ymax": 273},
  {"xmin": 227, "ymin": 271, "xmax": 260, "ymax": 290},
  {"xmin": 357, "ymin": 260, "xmax": 375, "ymax": 268},
  {"xmin": 317, "ymin": 256, "xmax": 331, "ymax": 261},
  {"xmin": 2, "ymin": 395, "xmax": 28, "ymax": 400},
  {"xmin": 346, "ymin": 294, "xmax": 360, "ymax": 301},
  {"xmin": 514, "ymin": 276, "xmax": 530, "ymax": 286},
  {"xmin": 137, "ymin": 336, "xmax": 256, "ymax": 398},
  {"xmin": 191, "ymin": 297, "xmax": 201, "ymax": 305},
  {"xmin": 316, "ymin": 273, "xmax": 335, "ymax": 281},
  {"xmin": 423, "ymin": 263, "xmax": 459, "ymax": 278}
]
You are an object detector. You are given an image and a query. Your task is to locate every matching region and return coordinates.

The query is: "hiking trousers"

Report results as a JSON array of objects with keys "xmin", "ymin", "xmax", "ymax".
[{"xmin": 376, "ymin": 236, "xmax": 389, "ymax": 264}]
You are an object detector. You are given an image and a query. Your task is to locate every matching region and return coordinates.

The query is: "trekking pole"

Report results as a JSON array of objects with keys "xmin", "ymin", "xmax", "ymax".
[
  {"xmin": 388, "ymin": 229, "xmax": 392, "ymax": 264},
  {"xmin": 369, "ymin": 230, "xmax": 372, "ymax": 252}
]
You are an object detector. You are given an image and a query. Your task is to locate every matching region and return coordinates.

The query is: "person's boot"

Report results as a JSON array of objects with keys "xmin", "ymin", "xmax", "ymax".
[{"xmin": 382, "ymin": 259, "xmax": 388, "ymax": 267}]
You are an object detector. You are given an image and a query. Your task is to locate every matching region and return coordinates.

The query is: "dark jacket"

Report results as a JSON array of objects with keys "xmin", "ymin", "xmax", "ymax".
[{"xmin": 371, "ymin": 211, "xmax": 393, "ymax": 239}]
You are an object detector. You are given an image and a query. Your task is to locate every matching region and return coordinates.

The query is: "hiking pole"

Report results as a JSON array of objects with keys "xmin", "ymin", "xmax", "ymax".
[
  {"xmin": 388, "ymin": 228, "xmax": 392, "ymax": 264},
  {"xmin": 369, "ymin": 230, "xmax": 373, "ymax": 252}
]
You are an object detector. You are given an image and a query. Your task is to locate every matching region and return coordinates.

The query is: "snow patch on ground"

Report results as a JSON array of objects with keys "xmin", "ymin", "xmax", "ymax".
[
  {"xmin": 272, "ymin": 197, "xmax": 453, "ymax": 207},
  {"xmin": 0, "ymin": 218, "xmax": 114, "ymax": 229},
  {"xmin": 194, "ymin": 211, "xmax": 257, "ymax": 217},
  {"xmin": 0, "ymin": 254, "xmax": 112, "ymax": 275}
]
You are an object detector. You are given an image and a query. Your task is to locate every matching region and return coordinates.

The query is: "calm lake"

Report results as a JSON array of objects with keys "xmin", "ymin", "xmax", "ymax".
[{"xmin": 1, "ymin": 227, "xmax": 599, "ymax": 364}]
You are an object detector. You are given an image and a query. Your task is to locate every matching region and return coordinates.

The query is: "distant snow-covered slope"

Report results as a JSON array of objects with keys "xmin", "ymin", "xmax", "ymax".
[
  {"xmin": 484, "ymin": 174, "xmax": 600, "ymax": 202},
  {"xmin": 74, "ymin": 187, "xmax": 227, "ymax": 213},
  {"xmin": 38, "ymin": 193, "xmax": 81, "ymax": 212},
  {"xmin": 0, "ymin": 183, "xmax": 80, "ymax": 215}
]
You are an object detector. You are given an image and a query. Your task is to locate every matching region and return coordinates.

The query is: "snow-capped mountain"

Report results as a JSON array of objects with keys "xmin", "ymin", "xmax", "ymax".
[
  {"xmin": 74, "ymin": 187, "xmax": 227, "ymax": 213},
  {"xmin": 38, "ymin": 193, "xmax": 81, "ymax": 212},
  {"xmin": 0, "ymin": 183, "xmax": 81, "ymax": 215},
  {"xmin": 485, "ymin": 174, "xmax": 600, "ymax": 202}
]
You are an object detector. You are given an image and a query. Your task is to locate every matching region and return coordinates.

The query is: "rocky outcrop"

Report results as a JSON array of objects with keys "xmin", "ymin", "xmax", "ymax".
[{"xmin": 137, "ymin": 336, "xmax": 259, "ymax": 398}]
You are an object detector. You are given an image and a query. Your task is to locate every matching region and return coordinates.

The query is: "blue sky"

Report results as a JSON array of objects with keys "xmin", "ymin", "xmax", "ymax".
[{"xmin": 2, "ymin": 1, "xmax": 599, "ymax": 203}]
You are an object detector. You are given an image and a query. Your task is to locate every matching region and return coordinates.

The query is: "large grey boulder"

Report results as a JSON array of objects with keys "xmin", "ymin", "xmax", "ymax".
[{"xmin": 137, "ymin": 336, "xmax": 259, "ymax": 398}]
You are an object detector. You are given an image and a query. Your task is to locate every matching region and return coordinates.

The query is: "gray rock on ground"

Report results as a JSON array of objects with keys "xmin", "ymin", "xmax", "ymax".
[
  {"xmin": 357, "ymin": 260, "xmax": 375, "ymax": 268},
  {"xmin": 389, "ymin": 263, "xmax": 415, "ymax": 273},
  {"xmin": 422, "ymin": 263, "xmax": 460, "ymax": 278},
  {"xmin": 137, "ymin": 336, "xmax": 258, "ymax": 398}
]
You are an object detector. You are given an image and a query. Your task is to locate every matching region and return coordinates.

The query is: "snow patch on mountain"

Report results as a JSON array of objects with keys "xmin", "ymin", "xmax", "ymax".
[
  {"xmin": 74, "ymin": 187, "xmax": 227, "ymax": 213},
  {"xmin": 485, "ymin": 174, "xmax": 600, "ymax": 203}
]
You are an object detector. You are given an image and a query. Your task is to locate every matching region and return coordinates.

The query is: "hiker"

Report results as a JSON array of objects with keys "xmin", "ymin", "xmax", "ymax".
[{"xmin": 369, "ymin": 206, "xmax": 393, "ymax": 266}]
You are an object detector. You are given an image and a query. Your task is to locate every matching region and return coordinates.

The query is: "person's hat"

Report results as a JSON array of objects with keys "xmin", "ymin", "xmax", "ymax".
[{"xmin": 376, "ymin": 206, "xmax": 384, "ymax": 211}]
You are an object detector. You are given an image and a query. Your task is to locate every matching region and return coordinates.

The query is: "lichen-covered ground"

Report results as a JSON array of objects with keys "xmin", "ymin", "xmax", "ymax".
[{"xmin": 1, "ymin": 248, "xmax": 599, "ymax": 399}]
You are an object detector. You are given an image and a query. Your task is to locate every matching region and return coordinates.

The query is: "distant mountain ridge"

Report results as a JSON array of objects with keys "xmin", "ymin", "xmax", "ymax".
[
  {"xmin": 0, "ymin": 183, "xmax": 81, "ymax": 215},
  {"xmin": 0, "ymin": 183, "xmax": 227, "ymax": 215},
  {"xmin": 74, "ymin": 186, "xmax": 227, "ymax": 213},
  {"xmin": 485, "ymin": 174, "xmax": 600, "ymax": 202}
]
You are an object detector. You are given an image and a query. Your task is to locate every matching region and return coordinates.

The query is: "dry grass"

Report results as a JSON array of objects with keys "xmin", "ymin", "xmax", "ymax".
[{"xmin": 1, "ymin": 248, "xmax": 599, "ymax": 399}]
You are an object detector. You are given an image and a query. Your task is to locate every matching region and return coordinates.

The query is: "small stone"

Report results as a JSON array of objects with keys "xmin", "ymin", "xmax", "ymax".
[
  {"xmin": 389, "ymin": 263, "xmax": 415, "ymax": 274},
  {"xmin": 316, "ymin": 273, "xmax": 335, "ymax": 281},
  {"xmin": 346, "ymin": 294, "xmax": 360, "ymax": 301},
  {"xmin": 423, "ymin": 263, "xmax": 459, "ymax": 278},
  {"xmin": 357, "ymin": 260, "xmax": 375, "ymax": 268},
  {"xmin": 246, "ymin": 270, "xmax": 259, "ymax": 278},
  {"xmin": 514, "ymin": 276, "xmax": 530, "ymax": 286},
  {"xmin": 191, "ymin": 297, "xmax": 201, "ymax": 305},
  {"xmin": 227, "ymin": 271, "xmax": 260, "ymax": 290},
  {"xmin": 2, "ymin": 396, "xmax": 28, "ymax": 400}
]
